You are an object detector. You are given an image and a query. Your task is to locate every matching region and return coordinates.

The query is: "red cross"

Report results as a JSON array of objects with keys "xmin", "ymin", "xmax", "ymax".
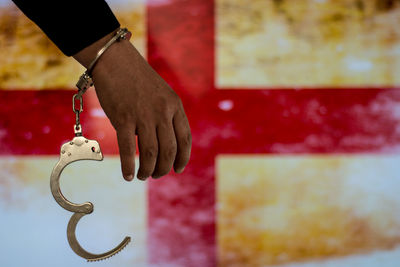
[
  {"xmin": 1, "ymin": 0, "xmax": 400, "ymax": 266},
  {"xmin": 146, "ymin": 0, "xmax": 400, "ymax": 266}
]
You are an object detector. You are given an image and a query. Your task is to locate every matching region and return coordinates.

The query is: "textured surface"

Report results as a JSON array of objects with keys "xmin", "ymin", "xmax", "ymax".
[
  {"xmin": 218, "ymin": 155, "xmax": 400, "ymax": 266},
  {"xmin": 217, "ymin": 0, "xmax": 400, "ymax": 88}
]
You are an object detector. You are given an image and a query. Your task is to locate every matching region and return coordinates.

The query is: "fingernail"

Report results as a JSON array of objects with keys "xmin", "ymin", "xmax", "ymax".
[
  {"xmin": 137, "ymin": 174, "xmax": 146, "ymax": 181},
  {"xmin": 176, "ymin": 167, "xmax": 185, "ymax": 173},
  {"xmin": 125, "ymin": 174, "xmax": 134, "ymax": 181}
]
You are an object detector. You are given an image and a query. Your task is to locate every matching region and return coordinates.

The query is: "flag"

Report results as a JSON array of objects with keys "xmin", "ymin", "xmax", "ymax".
[{"xmin": 1, "ymin": 0, "xmax": 400, "ymax": 266}]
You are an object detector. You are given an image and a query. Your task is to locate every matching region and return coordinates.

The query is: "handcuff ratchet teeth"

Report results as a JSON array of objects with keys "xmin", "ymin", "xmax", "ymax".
[
  {"xmin": 50, "ymin": 130, "xmax": 131, "ymax": 261},
  {"xmin": 50, "ymin": 94, "xmax": 130, "ymax": 262}
]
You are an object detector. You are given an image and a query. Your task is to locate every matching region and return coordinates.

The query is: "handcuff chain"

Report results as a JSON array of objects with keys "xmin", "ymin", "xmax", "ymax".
[
  {"xmin": 72, "ymin": 93, "xmax": 83, "ymax": 136},
  {"xmin": 75, "ymin": 28, "xmax": 131, "ymax": 98},
  {"xmin": 71, "ymin": 28, "xmax": 131, "ymax": 137},
  {"xmin": 52, "ymin": 26, "xmax": 133, "ymax": 262}
]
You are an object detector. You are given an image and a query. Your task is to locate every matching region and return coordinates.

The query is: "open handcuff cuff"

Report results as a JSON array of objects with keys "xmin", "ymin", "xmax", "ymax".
[{"xmin": 50, "ymin": 28, "xmax": 132, "ymax": 261}]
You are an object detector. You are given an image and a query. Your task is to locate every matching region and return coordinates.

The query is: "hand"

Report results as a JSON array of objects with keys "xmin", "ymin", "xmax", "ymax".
[{"xmin": 73, "ymin": 29, "xmax": 192, "ymax": 181}]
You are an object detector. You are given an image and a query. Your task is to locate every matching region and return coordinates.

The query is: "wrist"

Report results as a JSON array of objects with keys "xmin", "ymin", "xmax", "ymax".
[{"xmin": 72, "ymin": 27, "xmax": 120, "ymax": 69}]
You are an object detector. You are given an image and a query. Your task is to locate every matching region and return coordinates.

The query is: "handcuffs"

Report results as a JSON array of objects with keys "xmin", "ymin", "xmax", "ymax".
[{"xmin": 50, "ymin": 28, "xmax": 132, "ymax": 261}]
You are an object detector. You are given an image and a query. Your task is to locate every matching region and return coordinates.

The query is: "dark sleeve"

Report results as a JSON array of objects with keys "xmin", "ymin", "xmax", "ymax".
[{"xmin": 11, "ymin": 0, "xmax": 121, "ymax": 57}]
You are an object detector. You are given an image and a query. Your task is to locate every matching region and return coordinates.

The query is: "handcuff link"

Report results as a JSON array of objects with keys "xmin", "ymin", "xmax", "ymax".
[{"xmin": 50, "ymin": 28, "xmax": 133, "ymax": 261}]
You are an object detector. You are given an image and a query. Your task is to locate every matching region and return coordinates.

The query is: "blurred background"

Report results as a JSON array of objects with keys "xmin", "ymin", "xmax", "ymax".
[{"xmin": 1, "ymin": 0, "xmax": 400, "ymax": 266}]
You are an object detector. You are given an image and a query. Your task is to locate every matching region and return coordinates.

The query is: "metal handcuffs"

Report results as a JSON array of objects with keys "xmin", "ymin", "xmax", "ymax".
[
  {"xmin": 50, "ymin": 134, "xmax": 131, "ymax": 261},
  {"xmin": 50, "ymin": 27, "xmax": 132, "ymax": 261}
]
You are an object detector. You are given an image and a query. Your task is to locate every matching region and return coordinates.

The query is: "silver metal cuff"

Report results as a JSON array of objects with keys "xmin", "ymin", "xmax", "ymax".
[{"xmin": 87, "ymin": 27, "xmax": 130, "ymax": 76}]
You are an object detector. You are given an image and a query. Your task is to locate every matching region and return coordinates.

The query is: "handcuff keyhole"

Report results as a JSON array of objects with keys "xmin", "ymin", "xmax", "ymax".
[{"xmin": 91, "ymin": 146, "xmax": 95, "ymax": 152}]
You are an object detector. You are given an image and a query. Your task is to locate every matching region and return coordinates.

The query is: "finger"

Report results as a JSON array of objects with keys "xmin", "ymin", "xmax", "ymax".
[
  {"xmin": 137, "ymin": 124, "xmax": 158, "ymax": 180},
  {"xmin": 116, "ymin": 126, "xmax": 136, "ymax": 181},
  {"xmin": 152, "ymin": 120, "xmax": 177, "ymax": 179},
  {"xmin": 173, "ymin": 106, "xmax": 192, "ymax": 173}
]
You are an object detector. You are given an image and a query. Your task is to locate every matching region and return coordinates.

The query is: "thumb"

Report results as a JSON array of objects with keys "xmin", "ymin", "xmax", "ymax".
[{"xmin": 116, "ymin": 127, "xmax": 136, "ymax": 181}]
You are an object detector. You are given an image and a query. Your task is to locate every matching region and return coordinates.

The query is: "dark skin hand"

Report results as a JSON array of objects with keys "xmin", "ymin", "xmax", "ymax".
[{"xmin": 73, "ymin": 28, "xmax": 192, "ymax": 181}]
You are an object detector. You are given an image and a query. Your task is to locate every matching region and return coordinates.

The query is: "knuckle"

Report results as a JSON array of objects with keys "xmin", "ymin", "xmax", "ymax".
[
  {"xmin": 136, "ymin": 119, "xmax": 152, "ymax": 132},
  {"xmin": 157, "ymin": 95, "xmax": 169, "ymax": 110},
  {"xmin": 171, "ymin": 91, "xmax": 181, "ymax": 103},
  {"xmin": 182, "ymin": 133, "xmax": 192, "ymax": 147},
  {"xmin": 157, "ymin": 93, "xmax": 181, "ymax": 114},
  {"xmin": 122, "ymin": 144, "xmax": 135, "ymax": 154},
  {"xmin": 158, "ymin": 110, "xmax": 171, "ymax": 121},
  {"xmin": 163, "ymin": 145, "xmax": 177, "ymax": 160},
  {"xmin": 175, "ymin": 96, "xmax": 185, "ymax": 110},
  {"xmin": 144, "ymin": 146, "xmax": 158, "ymax": 158},
  {"xmin": 114, "ymin": 111, "xmax": 133, "ymax": 130},
  {"xmin": 173, "ymin": 95, "xmax": 183, "ymax": 111}
]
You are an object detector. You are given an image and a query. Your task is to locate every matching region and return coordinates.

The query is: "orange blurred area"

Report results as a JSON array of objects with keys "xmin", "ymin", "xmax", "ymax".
[
  {"xmin": 217, "ymin": 155, "xmax": 400, "ymax": 266},
  {"xmin": 0, "ymin": 3, "xmax": 145, "ymax": 89},
  {"xmin": 217, "ymin": 0, "xmax": 400, "ymax": 88}
]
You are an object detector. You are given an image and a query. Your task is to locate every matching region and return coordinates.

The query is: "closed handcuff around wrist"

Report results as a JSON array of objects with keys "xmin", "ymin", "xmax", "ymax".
[
  {"xmin": 50, "ymin": 27, "xmax": 133, "ymax": 262},
  {"xmin": 73, "ymin": 27, "xmax": 131, "ymax": 135},
  {"xmin": 76, "ymin": 27, "xmax": 132, "ymax": 97}
]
